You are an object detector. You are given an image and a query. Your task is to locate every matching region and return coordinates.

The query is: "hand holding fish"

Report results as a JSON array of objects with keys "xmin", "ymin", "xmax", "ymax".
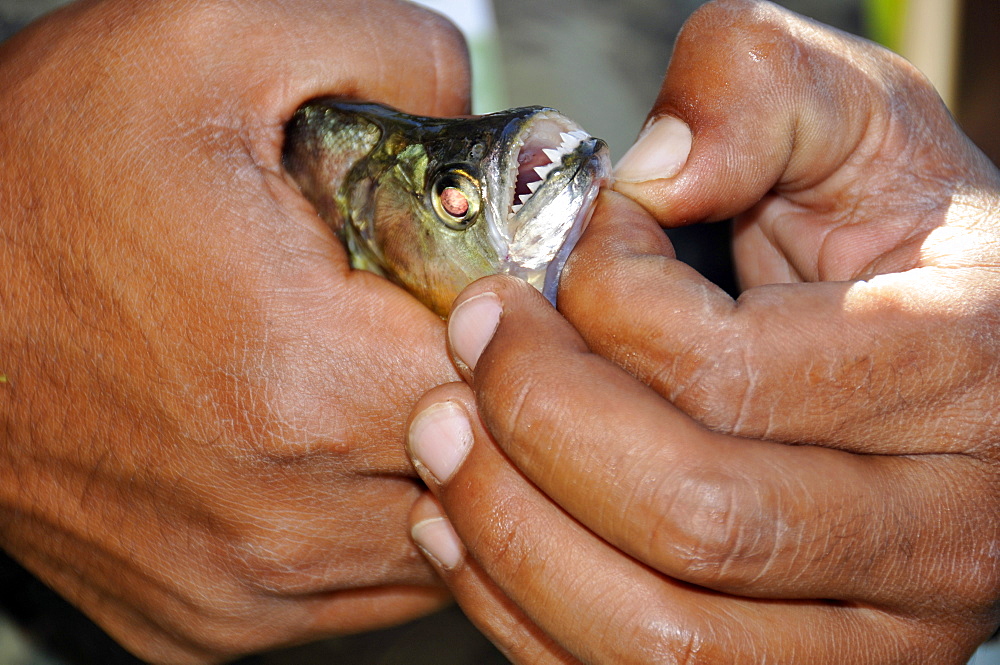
[
  {"xmin": 0, "ymin": 0, "xmax": 470, "ymax": 661},
  {"xmin": 406, "ymin": 0, "xmax": 1000, "ymax": 662}
]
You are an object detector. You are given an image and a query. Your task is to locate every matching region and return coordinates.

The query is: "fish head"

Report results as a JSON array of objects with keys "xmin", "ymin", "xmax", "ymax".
[{"xmin": 283, "ymin": 101, "xmax": 611, "ymax": 316}]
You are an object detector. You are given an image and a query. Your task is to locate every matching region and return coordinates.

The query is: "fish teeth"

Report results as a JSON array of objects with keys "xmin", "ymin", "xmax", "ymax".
[
  {"xmin": 558, "ymin": 130, "xmax": 588, "ymax": 151},
  {"xmin": 558, "ymin": 132, "xmax": 581, "ymax": 152},
  {"xmin": 513, "ymin": 173, "xmax": 546, "ymax": 214},
  {"xmin": 542, "ymin": 147, "xmax": 563, "ymax": 163},
  {"xmin": 510, "ymin": 129, "xmax": 591, "ymax": 218},
  {"xmin": 534, "ymin": 163, "xmax": 555, "ymax": 179}
]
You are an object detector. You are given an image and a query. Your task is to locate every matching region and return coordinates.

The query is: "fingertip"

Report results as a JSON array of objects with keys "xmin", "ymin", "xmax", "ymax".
[
  {"xmin": 447, "ymin": 274, "xmax": 561, "ymax": 376},
  {"xmin": 411, "ymin": 1, "xmax": 473, "ymax": 116},
  {"xmin": 273, "ymin": 0, "xmax": 471, "ymax": 119},
  {"xmin": 408, "ymin": 398, "xmax": 474, "ymax": 486},
  {"xmin": 411, "ymin": 512, "xmax": 465, "ymax": 572},
  {"xmin": 577, "ymin": 190, "xmax": 676, "ymax": 256},
  {"xmin": 410, "ymin": 491, "xmax": 443, "ymax": 521},
  {"xmin": 448, "ymin": 291, "xmax": 502, "ymax": 373}
]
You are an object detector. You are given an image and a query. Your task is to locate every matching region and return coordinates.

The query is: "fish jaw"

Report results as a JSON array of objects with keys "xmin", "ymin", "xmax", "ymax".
[
  {"xmin": 484, "ymin": 111, "xmax": 613, "ymax": 305},
  {"xmin": 534, "ymin": 141, "xmax": 610, "ymax": 304}
]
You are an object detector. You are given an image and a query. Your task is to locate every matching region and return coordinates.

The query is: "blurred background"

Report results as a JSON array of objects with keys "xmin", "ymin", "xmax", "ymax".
[{"xmin": 1, "ymin": 0, "xmax": 998, "ymax": 663}]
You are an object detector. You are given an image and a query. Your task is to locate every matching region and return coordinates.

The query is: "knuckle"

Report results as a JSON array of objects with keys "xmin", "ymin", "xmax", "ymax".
[
  {"xmin": 485, "ymin": 353, "xmax": 602, "ymax": 472},
  {"xmin": 227, "ymin": 520, "xmax": 341, "ymax": 595},
  {"xmin": 137, "ymin": 585, "xmax": 285, "ymax": 661},
  {"xmin": 657, "ymin": 341, "xmax": 755, "ymax": 436},
  {"xmin": 940, "ymin": 524, "xmax": 1000, "ymax": 617},
  {"xmin": 623, "ymin": 612, "xmax": 744, "ymax": 665},
  {"xmin": 479, "ymin": 493, "xmax": 537, "ymax": 566},
  {"xmin": 146, "ymin": 0, "xmax": 244, "ymax": 55},
  {"xmin": 229, "ymin": 353, "xmax": 367, "ymax": 468},
  {"xmin": 253, "ymin": 396, "xmax": 356, "ymax": 467},
  {"xmin": 392, "ymin": 1, "xmax": 471, "ymax": 110},
  {"xmin": 871, "ymin": 43, "xmax": 946, "ymax": 105},
  {"xmin": 185, "ymin": 621, "xmax": 279, "ymax": 662},
  {"xmin": 683, "ymin": 0, "xmax": 774, "ymax": 35},
  {"xmin": 476, "ymin": 339, "xmax": 578, "ymax": 453},
  {"xmin": 679, "ymin": 0, "xmax": 793, "ymax": 63},
  {"xmin": 411, "ymin": 2, "xmax": 467, "ymax": 53},
  {"xmin": 627, "ymin": 614, "xmax": 703, "ymax": 665},
  {"xmin": 643, "ymin": 469, "xmax": 779, "ymax": 589}
]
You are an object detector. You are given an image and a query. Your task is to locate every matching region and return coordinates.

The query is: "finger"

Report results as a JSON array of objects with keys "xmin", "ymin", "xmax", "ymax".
[
  {"xmin": 144, "ymin": 0, "xmax": 471, "ymax": 121},
  {"xmin": 443, "ymin": 269, "xmax": 1000, "ymax": 619},
  {"xmin": 559, "ymin": 191, "xmax": 1000, "ymax": 458},
  {"xmin": 270, "ymin": 0, "xmax": 472, "ymax": 116},
  {"xmin": 613, "ymin": 0, "xmax": 997, "ymax": 234},
  {"xmin": 243, "ymin": 0, "xmax": 472, "ymax": 193},
  {"xmin": 406, "ymin": 388, "xmax": 969, "ymax": 664},
  {"xmin": 409, "ymin": 491, "xmax": 579, "ymax": 665}
]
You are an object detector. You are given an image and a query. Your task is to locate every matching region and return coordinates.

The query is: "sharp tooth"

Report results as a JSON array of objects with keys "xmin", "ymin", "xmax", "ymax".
[
  {"xmin": 527, "ymin": 180, "xmax": 542, "ymax": 193},
  {"xmin": 558, "ymin": 132, "xmax": 582, "ymax": 151},
  {"xmin": 534, "ymin": 164, "xmax": 554, "ymax": 179},
  {"xmin": 542, "ymin": 148, "xmax": 562, "ymax": 163},
  {"xmin": 511, "ymin": 203, "xmax": 523, "ymax": 214}
]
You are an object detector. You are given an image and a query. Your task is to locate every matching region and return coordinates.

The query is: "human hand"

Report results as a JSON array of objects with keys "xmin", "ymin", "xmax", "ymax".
[
  {"xmin": 0, "ymin": 1, "xmax": 468, "ymax": 662},
  {"xmin": 403, "ymin": 0, "xmax": 1000, "ymax": 662}
]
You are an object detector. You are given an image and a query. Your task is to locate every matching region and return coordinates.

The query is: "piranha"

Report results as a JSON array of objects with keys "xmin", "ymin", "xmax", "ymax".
[{"xmin": 282, "ymin": 99, "xmax": 611, "ymax": 316}]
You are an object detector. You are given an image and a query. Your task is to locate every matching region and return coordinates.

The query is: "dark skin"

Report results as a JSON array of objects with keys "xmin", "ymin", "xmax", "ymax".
[
  {"xmin": 406, "ymin": 0, "xmax": 1000, "ymax": 662},
  {"xmin": 0, "ymin": 0, "xmax": 471, "ymax": 662}
]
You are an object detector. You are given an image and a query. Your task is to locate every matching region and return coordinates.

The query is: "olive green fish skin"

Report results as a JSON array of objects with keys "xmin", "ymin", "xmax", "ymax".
[{"xmin": 283, "ymin": 98, "xmax": 611, "ymax": 316}]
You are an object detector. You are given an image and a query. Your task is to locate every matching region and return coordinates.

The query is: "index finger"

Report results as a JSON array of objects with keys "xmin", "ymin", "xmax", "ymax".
[
  {"xmin": 445, "ymin": 270, "xmax": 1000, "ymax": 619},
  {"xmin": 560, "ymin": 192, "xmax": 1000, "ymax": 457}
]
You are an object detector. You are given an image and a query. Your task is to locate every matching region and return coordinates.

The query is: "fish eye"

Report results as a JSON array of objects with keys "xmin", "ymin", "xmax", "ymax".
[{"xmin": 431, "ymin": 168, "xmax": 480, "ymax": 230}]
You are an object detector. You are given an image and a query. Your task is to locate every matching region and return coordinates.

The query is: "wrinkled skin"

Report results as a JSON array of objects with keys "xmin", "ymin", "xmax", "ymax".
[
  {"xmin": 405, "ymin": 1, "xmax": 1000, "ymax": 663},
  {"xmin": 0, "ymin": 0, "xmax": 470, "ymax": 662}
]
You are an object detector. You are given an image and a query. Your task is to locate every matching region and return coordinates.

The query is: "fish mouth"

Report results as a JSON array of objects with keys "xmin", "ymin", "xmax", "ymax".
[
  {"xmin": 506, "ymin": 112, "xmax": 594, "ymax": 219},
  {"xmin": 506, "ymin": 110, "xmax": 592, "ymax": 217},
  {"xmin": 491, "ymin": 110, "xmax": 611, "ymax": 303}
]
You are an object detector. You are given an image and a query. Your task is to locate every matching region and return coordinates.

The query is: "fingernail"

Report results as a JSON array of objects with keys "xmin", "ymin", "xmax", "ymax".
[
  {"xmin": 613, "ymin": 116, "xmax": 692, "ymax": 183},
  {"xmin": 411, "ymin": 517, "xmax": 464, "ymax": 570},
  {"xmin": 448, "ymin": 292, "xmax": 501, "ymax": 371},
  {"xmin": 408, "ymin": 401, "xmax": 473, "ymax": 484}
]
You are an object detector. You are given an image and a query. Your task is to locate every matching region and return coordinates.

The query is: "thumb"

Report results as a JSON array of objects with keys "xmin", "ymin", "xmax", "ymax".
[{"xmin": 611, "ymin": 0, "xmax": 982, "ymax": 227}]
